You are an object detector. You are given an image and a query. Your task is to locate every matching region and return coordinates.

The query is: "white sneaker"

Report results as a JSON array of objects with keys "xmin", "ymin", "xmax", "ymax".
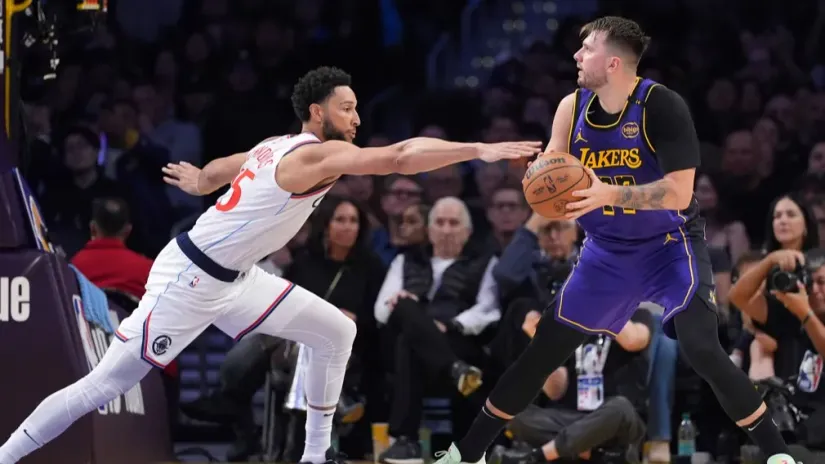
[
  {"xmin": 433, "ymin": 443, "xmax": 486, "ymax": 464},
  {"xmin": 766, "ymin": 453, "xmax": 798, "ymax": 464}
]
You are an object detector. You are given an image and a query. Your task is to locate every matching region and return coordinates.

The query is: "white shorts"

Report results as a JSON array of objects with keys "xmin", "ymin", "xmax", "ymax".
[{"xmin": 116, "ymin": 240, "xmax": 320, "ymax": 368}]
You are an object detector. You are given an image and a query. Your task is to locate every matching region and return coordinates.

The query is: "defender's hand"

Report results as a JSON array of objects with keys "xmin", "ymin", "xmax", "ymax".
[
  {"xmin": 477, "ymin": 141, "xmax": 543, "ymax": 163},
  {"xmin": 565, "ymin": 168, "xmax": 612, "ymax": 219},
  {"xmin": 162, "ymin": 162, "xmax": 203, "ymax": 196}
]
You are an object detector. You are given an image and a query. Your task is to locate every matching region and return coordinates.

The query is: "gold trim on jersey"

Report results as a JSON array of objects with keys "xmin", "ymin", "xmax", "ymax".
[
  {"xmin": 584, "ymin": 77, "xmax": 642, "ymax": 129},
  {"xmin": 566, "ymin": 89, "xmax": 579, "ymax": 154},
  {"xmin": 641, "ymin": 83, "xmax": 662, "ymax": 153}
]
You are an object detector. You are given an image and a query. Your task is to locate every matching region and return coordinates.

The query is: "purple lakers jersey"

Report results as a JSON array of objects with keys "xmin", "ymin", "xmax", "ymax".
[{"xmin": 569, "ymin": 78, "xmax": 700, "ymax": 242}]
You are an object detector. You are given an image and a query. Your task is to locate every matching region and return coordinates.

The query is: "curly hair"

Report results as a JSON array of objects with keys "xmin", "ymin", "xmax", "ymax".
[{"xmin": 291, "ymin": 66, "xmax": 352, "ymax": 122}]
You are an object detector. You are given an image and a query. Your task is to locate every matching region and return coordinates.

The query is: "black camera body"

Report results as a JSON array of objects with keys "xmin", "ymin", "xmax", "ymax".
[{"xmin": 767, "ymin": 262, "xmax": 811, "ymax": 293}]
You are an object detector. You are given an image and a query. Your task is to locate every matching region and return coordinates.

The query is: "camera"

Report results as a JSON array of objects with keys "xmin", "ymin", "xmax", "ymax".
[
  {"xmin": 767, "ymin": 261, "xmax": 811, "ymax": 293},
  {"xmin": 536, "ymin": 259, "xmax": 574, "ymax": 300}
]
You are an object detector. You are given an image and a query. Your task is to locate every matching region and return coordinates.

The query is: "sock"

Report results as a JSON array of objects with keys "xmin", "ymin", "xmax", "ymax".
[
  {"xmin": 0, "ymin": 424, "xmax": 44, "ymax": 464},
  {"xmin": 742, "ymin": 412, "xmax": 791, "ymax": 458},
  {"xmin": 301, "ymin": 407, "xmax": 335, "ymax": 463},
  {"xmin": 457, "ymin": 405, "xmax": 507, "ymax": 462}
]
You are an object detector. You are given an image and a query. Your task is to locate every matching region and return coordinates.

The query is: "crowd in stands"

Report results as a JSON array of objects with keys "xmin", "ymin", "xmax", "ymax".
[{"xmin": 19, "ymin": 0, "xmax": 825, "ymax": 462}]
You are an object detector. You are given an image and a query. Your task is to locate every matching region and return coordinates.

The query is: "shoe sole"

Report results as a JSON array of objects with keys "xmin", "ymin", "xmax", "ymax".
[
  {"xmin": 458, "ymin": 368, "xmax": 483, "ymax": 396},
  {"xmin": 381, "ymin": 457, "xmax": 425, "ymax": 464},
  {"xmin": 339, "ymin": 403, "xmax": 365, "ymax": 424}
]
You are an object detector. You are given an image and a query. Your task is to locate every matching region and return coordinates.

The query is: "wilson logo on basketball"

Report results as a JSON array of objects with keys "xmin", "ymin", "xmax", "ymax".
[{"xmin": 621, "ymin": 122, "xmax": 640, "ymax": 139}]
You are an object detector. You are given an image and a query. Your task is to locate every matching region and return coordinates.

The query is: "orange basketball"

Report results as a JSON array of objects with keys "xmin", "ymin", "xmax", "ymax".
[{"xmin": 522, "ymin": 152, "xmax": 591, "ymax": 219}]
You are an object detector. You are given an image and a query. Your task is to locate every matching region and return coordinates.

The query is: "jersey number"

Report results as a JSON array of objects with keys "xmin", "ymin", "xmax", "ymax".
[
  {"xmin": 216, "ymin": 169, "xmax": 256, "ymax": 212},
  {"xmin": 599, "ymin": 175, "xmax": 636, "ymax": 216}
]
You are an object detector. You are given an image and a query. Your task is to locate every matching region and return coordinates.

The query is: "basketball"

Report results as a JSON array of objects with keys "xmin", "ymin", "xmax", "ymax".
[{"xmin": 522, "ymin": 152, "xmax": 591, "ymax": 219}]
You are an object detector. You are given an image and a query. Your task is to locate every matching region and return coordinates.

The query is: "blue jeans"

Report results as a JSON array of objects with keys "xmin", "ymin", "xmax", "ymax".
[{"xmin": 647, "ymin": 314, "xmax": 678, "ymax": 441}]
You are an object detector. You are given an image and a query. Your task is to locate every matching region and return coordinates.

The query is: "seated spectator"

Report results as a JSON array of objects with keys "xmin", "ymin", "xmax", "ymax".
[
  {"xmin": 39, "ymin": 126, "xmax": 127, "ymax": 257},
  {"xmin": 396, "ymin": 203, "xmax": 431, "ymax": 249},
  {"xmin": 498, "ymin": 307, "xmax": 654, "ymax": 464},
  {"xmin": 375, "ymin": 197, "xmax": 499, "ymax": 464},
  {"xmin": 491, "ymin": 212, "xmax": 578, "ymax": 314},
  {"xmin": 735, "ymin": 249, "xmax": 825, "ymax": 457},
  {"xmin": 481, "ymin": 181, "xmax": 530, "ymax": 254},
  {"xmin": 70, "ymin": 197, "xmax": 153, "ymax": 299},
  {"xmin": 372, "ymin": 175, "xmax": 424, "ymax": 265},
  {"xmin": 730, "ymin": 194, "xmax": 821, "ymax": 379},
  {"xmin": 695, "ymin": 172, "xmax": 750, "ymax": 264}
]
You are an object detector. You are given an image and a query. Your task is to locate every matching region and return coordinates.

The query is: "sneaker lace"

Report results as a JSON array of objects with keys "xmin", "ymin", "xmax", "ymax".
[{"xmin": 434, "ymin": 450, "xmax": 448, "ymax": 459}]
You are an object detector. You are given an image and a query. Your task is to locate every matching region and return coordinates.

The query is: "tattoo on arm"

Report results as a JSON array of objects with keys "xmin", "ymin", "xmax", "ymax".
[{"xmin": 614, "ymin": 178, "xmax": 674, "ymax": 210}]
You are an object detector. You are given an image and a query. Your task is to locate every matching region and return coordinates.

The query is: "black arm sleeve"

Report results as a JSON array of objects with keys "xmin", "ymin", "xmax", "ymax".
[{"xmin": 644, "ymin": 86, "xmax": 701, "ymax": 173}]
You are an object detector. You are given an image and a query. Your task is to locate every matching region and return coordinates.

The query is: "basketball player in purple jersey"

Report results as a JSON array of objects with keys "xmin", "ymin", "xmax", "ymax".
[{"xmin": 432, "ymin": 17, "xmax": 798, "ymax": 464}]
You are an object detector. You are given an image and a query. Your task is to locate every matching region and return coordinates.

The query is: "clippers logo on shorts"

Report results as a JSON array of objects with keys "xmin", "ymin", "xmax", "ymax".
[
  {"xmin": 152, "ymin": 335, "xmax": 172, "ymax": 356},
  {"xmin": 797, "ymin": 350, "xmax": 823, "ymax": 393}
]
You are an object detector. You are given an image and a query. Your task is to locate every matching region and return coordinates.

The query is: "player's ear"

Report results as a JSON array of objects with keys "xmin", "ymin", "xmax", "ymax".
[
  {"xmin": 309, "ymin": 103, "xmax": 323, "ymax": 122},
  {"xmin": 607, "ymin": 56, "xmax": 621, "ymax": 72}
]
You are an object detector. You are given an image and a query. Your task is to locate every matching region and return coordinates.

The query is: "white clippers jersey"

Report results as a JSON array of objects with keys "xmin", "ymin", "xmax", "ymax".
[{"xmin": 186, "ymin": 132, "xmax": 329, "ymax": 271}]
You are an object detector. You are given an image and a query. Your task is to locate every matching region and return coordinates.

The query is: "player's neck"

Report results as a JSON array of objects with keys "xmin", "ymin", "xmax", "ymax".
[
  {"xmin": 300, "ymin": 124, "xmax": 324, "ymax": 141},
  {"xmin": 595, "ymin": 75, "xmax": 639, "ymax": 114}
]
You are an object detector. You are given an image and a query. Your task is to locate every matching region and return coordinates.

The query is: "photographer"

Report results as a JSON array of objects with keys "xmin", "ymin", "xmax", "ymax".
[{"xmin": 729, "ymin": 195, "xmax": 821, "ymax": 375}]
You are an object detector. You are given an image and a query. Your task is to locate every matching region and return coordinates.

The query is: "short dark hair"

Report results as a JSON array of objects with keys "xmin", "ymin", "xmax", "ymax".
[
  {"xmin": 291, "ymin": 67, "xmax": 352, "ymax": 122},
  {"xmin": 580, "ymin": 16, "xmax": 651, "ymax": 64},
  {"xmin": 805, "ymin": 248, "xmax": 825, "ymax": 273},
  {"xmin": 91, "ymin": 197, "xmax": 131, "ymax": 237}
]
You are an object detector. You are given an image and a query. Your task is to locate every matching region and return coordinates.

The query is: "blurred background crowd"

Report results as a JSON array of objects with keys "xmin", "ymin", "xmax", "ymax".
[{"xmin": 16, "ymin": 0, "xmax": 825, "ymax": 462}]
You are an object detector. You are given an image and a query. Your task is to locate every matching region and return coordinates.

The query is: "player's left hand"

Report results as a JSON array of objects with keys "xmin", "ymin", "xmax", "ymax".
[
  {"xmin": 565, "ymin": 167, "xmax": 613, "ymax": 219},
  {"xmin": 163, "ymin": 162, "xmax": 203, "ymax": 196},
  {"xmin": 771, "ymin": 282, "xmax": 811, "ymax": 320}
]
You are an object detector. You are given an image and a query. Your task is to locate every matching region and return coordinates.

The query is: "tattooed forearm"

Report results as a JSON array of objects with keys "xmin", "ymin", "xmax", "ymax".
[{"xmin": 613, "ymin": 178, "xmax": 677, "ymax": 210}]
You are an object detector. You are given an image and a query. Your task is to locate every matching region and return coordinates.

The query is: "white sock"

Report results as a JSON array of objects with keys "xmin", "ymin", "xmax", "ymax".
[{"xmin": 301, "ymin": 406, "xmax": 336, "ymax": 463}]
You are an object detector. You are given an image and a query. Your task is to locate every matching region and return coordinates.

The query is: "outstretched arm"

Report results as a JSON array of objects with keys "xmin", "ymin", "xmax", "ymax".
[
  {"xmin": 278, "ymin": 138, "xmax": 541, "ymax": 193},
  {"xmin": 163, "ymin": 153, "xmax": 246, "ymax": 195}
]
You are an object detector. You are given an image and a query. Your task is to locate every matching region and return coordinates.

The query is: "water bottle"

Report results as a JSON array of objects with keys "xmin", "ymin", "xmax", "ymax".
[{"xmin": 677, "ymin": 413, "xmax": 697, "ymax": 457}]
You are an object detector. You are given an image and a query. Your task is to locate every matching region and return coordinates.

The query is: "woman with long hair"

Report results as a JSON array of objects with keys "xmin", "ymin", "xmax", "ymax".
[{"xmin": 729, "ymin": 193, "xmax": 820, "ymax": 380}]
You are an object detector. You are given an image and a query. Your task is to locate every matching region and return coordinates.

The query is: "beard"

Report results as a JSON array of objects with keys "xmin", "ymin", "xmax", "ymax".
[
  {"xmin": 321, "ymin": 117, "xmax": 348, "ymax": 142},
  {"xmin": 578, "ymin": 70, "xmax": 608, "ymax": 90}
]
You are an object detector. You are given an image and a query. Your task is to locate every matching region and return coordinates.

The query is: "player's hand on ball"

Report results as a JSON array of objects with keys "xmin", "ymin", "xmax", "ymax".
[
  {"xmin": 565, "ymin": 167, "xmax": 612, "ymax": 219},
  {"xmin": 478, "ymin": 141, "xmax": 543, "ymax": 163},
  {"xmin": 162, "ymin": 162, "xmax": 203, "ymax": 196}
]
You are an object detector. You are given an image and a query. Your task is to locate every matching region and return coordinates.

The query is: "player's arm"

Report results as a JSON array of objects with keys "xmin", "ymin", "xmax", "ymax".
[
  {"xmin": 162, "ymin": 153, "xmax": 247, "ymax": 196},
  {"xmin": 197, "ymin": 153, "xmax": 247, "ymax": 194},
  {"xmin": 545, "ymin": 92, "xmax": 577, "ymax": 154},
  {"xmin": 278, "ymin": 138, "xmax": 540, "ymax": 193},
  {"xmin": 610, "ymin": 86, "xmax": 700, "ymax": 211}
]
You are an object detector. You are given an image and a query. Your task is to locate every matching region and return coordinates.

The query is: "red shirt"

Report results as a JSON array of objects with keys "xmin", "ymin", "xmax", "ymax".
[{"xmin": 71, "ymin": 238, "xmax": 153, "ymax": 298}]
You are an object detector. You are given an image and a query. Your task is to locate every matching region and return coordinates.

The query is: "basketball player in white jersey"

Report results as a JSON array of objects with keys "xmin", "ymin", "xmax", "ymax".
[{"xmin": 0, "ymin": 67, "xmax": 541, "ymax": 464}]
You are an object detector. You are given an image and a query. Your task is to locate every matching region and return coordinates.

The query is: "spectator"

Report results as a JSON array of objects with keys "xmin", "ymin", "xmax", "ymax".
[
  {"xmin": 695, "ymin": 172, "xmax": 750, "ymax": 264},
  {"xmin": 375, "ymin": 197, "xmax": 499, "ymax": 464},
  {"xmin": 71, "ymin": 197, "xmax": 153, "ymax": 299},
  {"xmin": 482, "ymin": 181, "xmax": 531, "ymax": 254},
  {"xmin": 372, "ymin": 175, "xmax": 424, "ymax": 265},
  {"xmin": 730, "ymin": 194, "xmax": 821, "ymax": 380},
  {"xmin": 39, "ymin": 126, "xmax": 126, "ymax": 257}
]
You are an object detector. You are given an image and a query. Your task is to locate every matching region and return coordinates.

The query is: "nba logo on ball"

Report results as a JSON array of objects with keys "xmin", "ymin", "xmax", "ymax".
[{"xmin": 621, "ymin": 122, "xmax": 640, "ymax": 139}]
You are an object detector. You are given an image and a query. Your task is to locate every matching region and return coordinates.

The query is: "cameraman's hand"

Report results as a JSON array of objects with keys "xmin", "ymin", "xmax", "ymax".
[
  {"xmin": 768, "ymin": 249, "xmax": 805, "ymax": 271},
  {"xmin": 771, "ymin": 281, "xmax": 811, "ymax": 319}
]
